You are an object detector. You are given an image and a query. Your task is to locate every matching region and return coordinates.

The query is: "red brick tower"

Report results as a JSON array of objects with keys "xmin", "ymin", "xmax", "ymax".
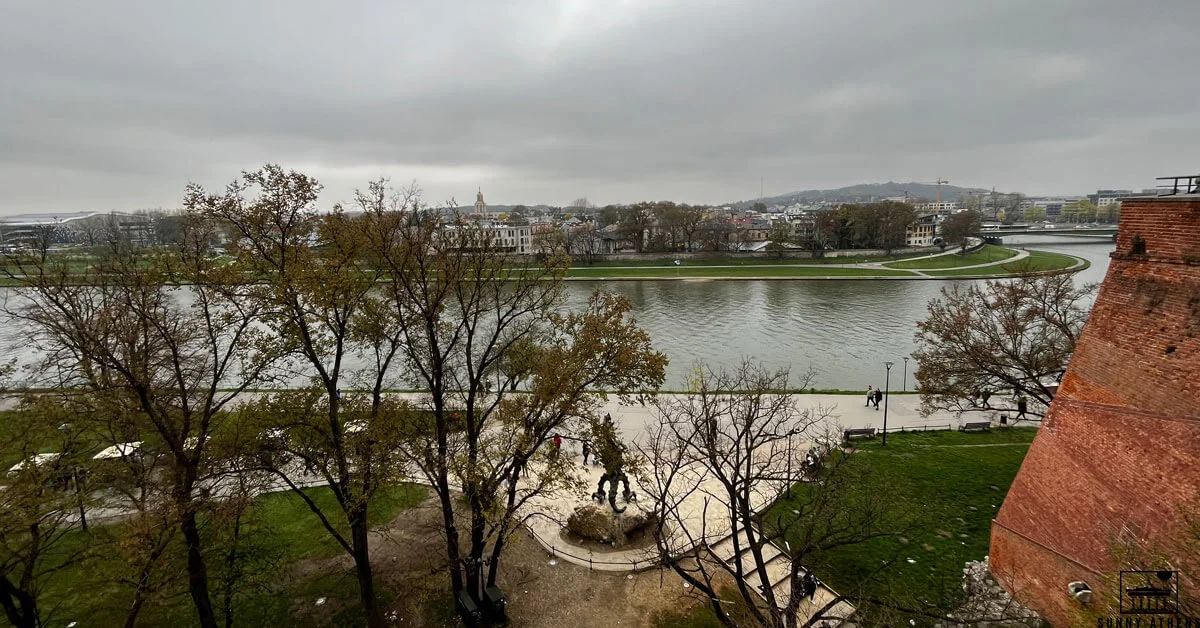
[{"xmin": 991, "ymin": 183, "xmax": 1200, "ymax": 626}]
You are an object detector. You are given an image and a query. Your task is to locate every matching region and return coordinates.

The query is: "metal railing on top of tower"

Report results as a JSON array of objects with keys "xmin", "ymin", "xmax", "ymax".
[{"xmin": 1156, "ymin": 174, "xmax": 1200, "ymax": 196}]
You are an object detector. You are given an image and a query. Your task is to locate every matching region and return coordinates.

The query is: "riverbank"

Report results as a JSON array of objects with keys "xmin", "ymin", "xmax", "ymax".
[
  {"xmin": 2, "ymin": 245, "xmax": 1085, "ymax": 285},
  {"xmin": 562, "ymin": 246, "xmax": 1086, "ymax": 280}
]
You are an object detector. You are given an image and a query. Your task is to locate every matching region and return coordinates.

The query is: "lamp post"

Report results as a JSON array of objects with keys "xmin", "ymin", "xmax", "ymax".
[
  {"xmin": 902, "ymin": 356, "xmax": 909, "ymax": 392},
  {"xmin": 883, "ymin": 361, "xmax": 894, "ymax": 446}
]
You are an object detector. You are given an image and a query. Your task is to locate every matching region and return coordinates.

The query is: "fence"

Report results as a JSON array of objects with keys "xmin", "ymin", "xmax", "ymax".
[
  {"xmin": 524, "ymin": 512, "xmax": 664, "ymax": 571},
  {"xmin": 879, "ymin": 423, "xmax": 952, "ymax": 434}
]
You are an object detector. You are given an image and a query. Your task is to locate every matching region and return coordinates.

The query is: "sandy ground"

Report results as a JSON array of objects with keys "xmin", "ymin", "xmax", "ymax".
[{"xmin": 289, "ymin": 495, "xmax": 722, "ymax": 627}]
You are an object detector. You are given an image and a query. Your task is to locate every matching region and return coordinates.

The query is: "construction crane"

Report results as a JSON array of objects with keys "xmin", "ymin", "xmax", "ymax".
[
  {"xmin": 934, "ymin": 178, "xmax": 949, "ymax": 203},
  {"xmin": 914, "ymin": 179, "xmax": 952, "ymax": 203}
]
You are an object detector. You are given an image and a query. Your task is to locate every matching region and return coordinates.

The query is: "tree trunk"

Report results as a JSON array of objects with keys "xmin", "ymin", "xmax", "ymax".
[
  {"xmin": 0, "ymin": 577, "xmax": 38, "ymax": 628},
  {"xmin": 437, "ymin": 486, "xmax": 463, "ymax": 593},
  {"xmin": 465, "ymin": 499, "xmax": 488, "ymax": 601},
  {"xmin": 222, "ymin": 505, "xmax": 246, "ymax": 628},
  {"xmin": 181, "ymin": 510, "xmax": 219, "ymax": 628},
  {"xmin": 350, "ymin": 513, "xmax": 385, "ymax": 628},
  {"xmin": 433, "ymin": 396, "xmax": 464, "ymax": 596},
  {"xmin": 485, "ymin": 536, "xmax": 503, "ymax": 587},
  {"xmin": 125, "ymin": 555, "xmax": 157, "ymax": 628},
  {"xmin": 125, "ymin": 587, "xmax": 148, "ymax": 628}
]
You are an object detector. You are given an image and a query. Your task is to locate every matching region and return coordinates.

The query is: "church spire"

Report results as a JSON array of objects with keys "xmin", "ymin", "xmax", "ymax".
[{"xmin": 474, "ymin": 187, "xmax": 486, "ymax": 215}]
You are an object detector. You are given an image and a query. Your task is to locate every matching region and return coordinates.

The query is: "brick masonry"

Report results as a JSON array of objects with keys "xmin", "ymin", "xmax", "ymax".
[{"xmin": 991, "ymin": 196, "xmax": 1200, "ymax": 626}]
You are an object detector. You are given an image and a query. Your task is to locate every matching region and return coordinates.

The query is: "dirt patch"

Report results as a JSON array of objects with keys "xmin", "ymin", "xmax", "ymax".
[{"xmin": 285, "ymin": 496, "xmax": 714, "ymax": 627}]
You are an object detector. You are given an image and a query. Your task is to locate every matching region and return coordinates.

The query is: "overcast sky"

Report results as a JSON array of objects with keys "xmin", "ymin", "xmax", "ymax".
[{"xmin": 2, "ymin": 0, "xmax": 1198, "ymax": 214}]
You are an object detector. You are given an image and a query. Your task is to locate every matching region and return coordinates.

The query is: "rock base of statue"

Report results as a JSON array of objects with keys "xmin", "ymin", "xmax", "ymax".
[{"xmin": 565, "ymin": 502, "xmax": 658, "ymax": 549}]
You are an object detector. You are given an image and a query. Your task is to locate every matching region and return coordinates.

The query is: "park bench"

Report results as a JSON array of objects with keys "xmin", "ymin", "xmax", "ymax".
[
  {"xmin": 959, "ymin": 421, "xmax": 991, "ymax": 432},
  {"xmin": 843, "ymin": 428, "xmax": 876, "ymax": 441}
]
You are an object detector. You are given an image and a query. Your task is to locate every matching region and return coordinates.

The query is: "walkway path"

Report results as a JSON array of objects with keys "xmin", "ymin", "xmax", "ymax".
[{"xmin": 870, "ymin": 249, "xmax": 1030, "ymax": 278}]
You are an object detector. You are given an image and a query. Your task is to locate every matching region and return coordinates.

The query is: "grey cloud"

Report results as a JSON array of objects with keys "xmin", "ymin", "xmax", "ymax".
[{"xmin": 2, "ymin": 0, "xmax": 1198, "ymax": 213}]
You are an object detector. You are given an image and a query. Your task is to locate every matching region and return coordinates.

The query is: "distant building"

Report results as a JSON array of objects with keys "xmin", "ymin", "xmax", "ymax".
[
  {"xmin": 442, "ymin": 219, "xmax": 532, "ymax": 255},
  {"xmin": 1031, "ymin": 199, "xmax": 1066, "ymax": 218},
  {"xmin": 905, "ymin": 213, "xmax": 940, "ymax": 246},
  {"xmin": 0, "ymin": 211, "xmax": 154, "ymax": 248},
  {"xmin": 916, "ymin": 201, "xmax": 958, "ymax": 214},
  {"xmin": 1087, "ymin": 189, "xmax": 1152, "ymax": 207}
]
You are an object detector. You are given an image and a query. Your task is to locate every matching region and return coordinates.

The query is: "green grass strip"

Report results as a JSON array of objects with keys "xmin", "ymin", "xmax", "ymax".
[
  {"xmin": 884, "ymin": 245, "xmax": 1018, "ymax": 270},
  {"xmin": 925, "ymin": 250, "xmax": 1084, "ymax": 277}
]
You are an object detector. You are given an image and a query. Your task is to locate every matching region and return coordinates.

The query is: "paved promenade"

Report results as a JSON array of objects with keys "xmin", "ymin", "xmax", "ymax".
[{"xmin": 597, "ymin": 392, "xmax": 956, "ymax": 443}]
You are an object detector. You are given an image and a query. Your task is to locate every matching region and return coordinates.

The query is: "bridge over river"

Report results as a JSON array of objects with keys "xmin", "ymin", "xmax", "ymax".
[{"xmin": 986, "ymin": 226, "xmax": 1117, "ymax": 240}]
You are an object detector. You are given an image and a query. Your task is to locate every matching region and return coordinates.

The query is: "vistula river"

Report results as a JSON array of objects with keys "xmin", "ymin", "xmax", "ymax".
[
  {"xmin": 0, "ymin": 235, "xmax": 1113, "ymax": 391},
  {"xmin": 562, "ymin": 234, "xmax": 1115, "ymax": 390}
]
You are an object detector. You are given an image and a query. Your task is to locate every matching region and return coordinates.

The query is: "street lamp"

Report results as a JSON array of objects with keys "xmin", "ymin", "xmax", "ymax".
[
  {"xmin": 902, "ymin": 356, "xmax": 909, "ymax": 392},
  {"xmin": 883, "ymin": 361, "xmax": 894, "ymax": 446}
]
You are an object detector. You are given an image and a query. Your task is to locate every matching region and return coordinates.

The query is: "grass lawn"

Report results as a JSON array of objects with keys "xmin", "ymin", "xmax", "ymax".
[
  {"xmin": 564, "ymin": 266, "xmax": 916, "ymax": 279},
  {"xmin": 251, "ymin": 483, "xmax": 428, "ymax": 562},
  {"xmin": 35, "ymin": 483, "xmax": 426, "ymax": 627},
  {"xmin": 767, "ymin": 428, "xmax": 1038, "ymax": 623},
  {"xmin": 883, "ymin": 245, "xmax": 1018, "ymax": 270},
  {"xmin": 925, "ymin": 250, "xmax": 1084, "ymax": 277}
]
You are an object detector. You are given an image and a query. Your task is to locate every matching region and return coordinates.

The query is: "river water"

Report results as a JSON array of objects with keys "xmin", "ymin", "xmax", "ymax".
[
  {"xmin": 563, "ymin": 234, "xmax": 1115, "ymax": 389},
  {"xmin": 0, "ymin": 235, "xmax": 1114, "ymax": 391}
]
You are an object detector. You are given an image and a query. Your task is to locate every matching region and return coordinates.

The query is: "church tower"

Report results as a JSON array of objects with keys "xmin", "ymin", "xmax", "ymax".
[{"xmin": 474, "ymin": 188, "xmax": 486, "ymax": 216}]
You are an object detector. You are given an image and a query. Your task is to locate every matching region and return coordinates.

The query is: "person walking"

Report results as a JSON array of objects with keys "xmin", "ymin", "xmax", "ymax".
[
  {"xmin": 802, "ymin": 571, "xmax": 818, "ymax": 604},
  {"xmin": 873, "ymin": 388, "xmax": 882, "ymax": 410},
  {"xmin": 551, "ymin": 433, "xmax": 563, "ymax": 461},
  {"xmin": 865, "ymin": 385, "xmax": 874, "ymax": 407},
  {"xmin": 981, "ymin": 389, "xmax": 992, "ymax": 409},
  {"xmin": 1015, "ymin": 395, "xmax": 1028, "ymax": 421},
  {"xmin": 581, "ymin": 440, "xmax": 591, "ymax": 465}
]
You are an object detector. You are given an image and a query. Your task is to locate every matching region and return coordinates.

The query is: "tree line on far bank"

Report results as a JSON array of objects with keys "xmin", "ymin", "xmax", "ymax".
[{"xmin": 544, "ymin": 200, "xmax": 982, "ymax": 257}]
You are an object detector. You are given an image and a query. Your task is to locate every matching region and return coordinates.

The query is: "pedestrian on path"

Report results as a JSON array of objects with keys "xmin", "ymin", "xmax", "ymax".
[
  {"xmin": 802, "ymin": 571, "xmax": 818, "ymax": 603},
  {"xmin": 1015, "ymin": 395, "xmax": 1028, "ymax": 421},
  {"xmin": 581, "ymin": 440, "xmax": 590, "ymax": 465},
  {"xmin": 551, "ymin": 433, "xmax": 562, "ymax": 461},
  {"xmin": 873, "ymin": 388, "xmax": 882, "ymax": 410},
  {"xmin": 981, "ymin": 389, "xmax": 992, "ymax": 409},
  {"xmin": 865, "ymin": 386, "xmax": 874, "ymax": 407}
]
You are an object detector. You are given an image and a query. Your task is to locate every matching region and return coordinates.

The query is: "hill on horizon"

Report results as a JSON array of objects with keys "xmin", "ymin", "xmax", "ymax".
[{"xmin": 732, "ymin": 181, "xmax": 994, "ymax": 208}]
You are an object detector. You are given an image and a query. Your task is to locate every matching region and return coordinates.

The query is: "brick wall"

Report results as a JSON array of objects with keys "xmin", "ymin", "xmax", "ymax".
[
  {"xmin": 990, "ymin": 196, "xmax": 1200, "ymax": 626},
  {"xmin": 1116, "ymin": 197, "xmax": 1200, "ymax": 262}
]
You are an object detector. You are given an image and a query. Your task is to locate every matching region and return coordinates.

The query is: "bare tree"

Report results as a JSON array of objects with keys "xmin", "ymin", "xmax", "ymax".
[
  {"xmin": 2, "ymin": 210, "xmax": 280, "ymax": 628},
  {"xmin": 914, "ymin": 273, "xmax": 1093, "ymax": 420},
  {"xmin": 190, "ymin": 169, "xmax": 407, "ymax": 628},
  {"xmin": 367, "ymin": 199, "xmax": 667, "ymax": 603},
  {"xmin": 642, "ymin": 361, "xmax": 899, "ymax": 628}
]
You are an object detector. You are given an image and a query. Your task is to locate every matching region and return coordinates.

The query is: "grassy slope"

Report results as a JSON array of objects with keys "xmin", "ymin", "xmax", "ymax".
[
  {"xmin": 768, "ymin": 428, "xmax": 1037, "ymax": 622},
  {"xmin": 925, "ymin": 250, "xmax": 1084, "ymax": 277},
  {"xmin": 883, "ymin": 245, "xmax": 1018, "ymax": 270},
  {"xmin": 37, "ymin": 483, "xmax": 426, "ymax": 627}
]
